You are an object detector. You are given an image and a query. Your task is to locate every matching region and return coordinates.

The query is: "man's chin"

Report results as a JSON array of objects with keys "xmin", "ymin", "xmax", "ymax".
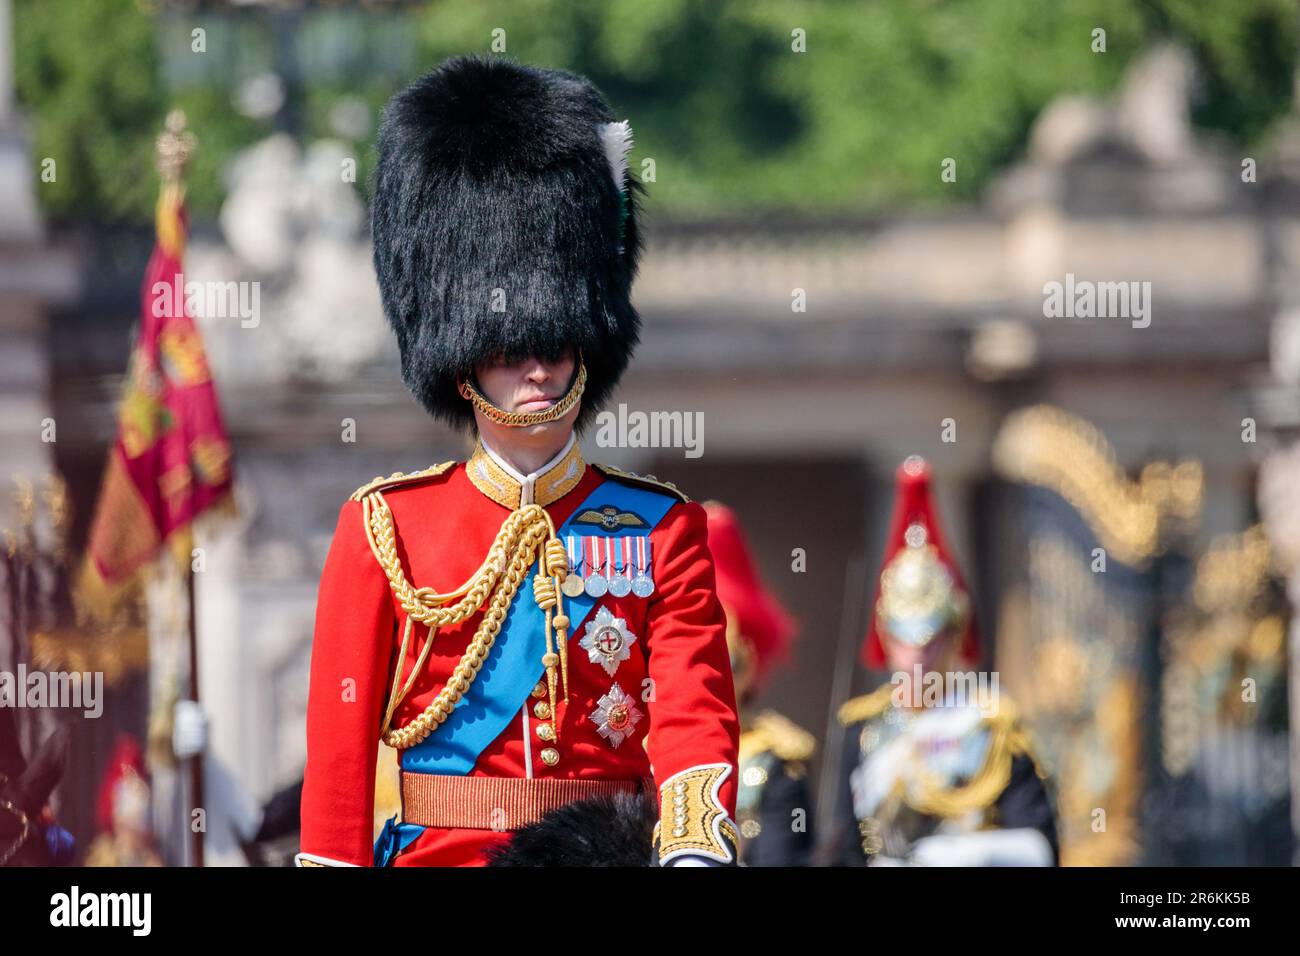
[
  {"xmin": 512, "ymin": 407, "xmax": 579, "ymax": 436},
  {"xmin": 516, "ymin": 421, "xmax": 560, "ymax": 438}
]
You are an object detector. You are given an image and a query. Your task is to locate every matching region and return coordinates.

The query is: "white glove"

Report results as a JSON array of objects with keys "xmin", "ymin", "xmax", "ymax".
[
  {"xmin": 668, "ymin": 855, "xmax": 722, "ymax": 867},
  {"xmin": 172, "ymin": 699, "xmax": 208, "ymax": 759},
  {"xmin": 911, "ymin": 829, "xmax": 1053, "ymax": 867}
]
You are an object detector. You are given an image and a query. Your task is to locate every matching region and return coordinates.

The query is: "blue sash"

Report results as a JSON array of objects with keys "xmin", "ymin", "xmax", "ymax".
[
  {"xmin": 373, "ymin": 815, "xmax": 424, "ymax": 867},
  {"xmin": 398, "ymin": 477, "xmax": 677, "ymax": 776}
]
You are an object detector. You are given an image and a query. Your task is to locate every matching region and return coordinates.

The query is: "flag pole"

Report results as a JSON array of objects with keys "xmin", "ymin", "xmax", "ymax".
[
  {"xmin": 157, "ymin": 109, "xmax": 204, "ymax": 867},
  {"xmin": 185, "ymin": 557, "xmax": 204, "ymax": 867}
]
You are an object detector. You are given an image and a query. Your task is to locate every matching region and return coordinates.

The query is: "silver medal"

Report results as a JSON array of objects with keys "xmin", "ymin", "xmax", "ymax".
[
  {"xmin": 607, "ymin": 537, "xmax": 632, "ymax": 597},
  {"xmin": 630, "ymin": 535, "xmax": 655, "ymax": 597},
  {"xmin": 583, "ymin": 536, "xmax": 608, "ymax": 597},
  {"xmin": 584, "ymin": 571, "xmax": 608, "ymax": 598}
]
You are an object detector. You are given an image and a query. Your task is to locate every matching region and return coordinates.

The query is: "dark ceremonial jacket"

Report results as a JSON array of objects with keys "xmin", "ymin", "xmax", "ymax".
[
  {"xmin": 834, "ymin": 684, "xmax": 1059, "ymax": 866},
  {"xmin": 736, "ymin": 710, "xmax": 816, "ymax": 866},
  {"xmin": 298, "ymin": 438, "xmax": 740, "ymax": 867}
]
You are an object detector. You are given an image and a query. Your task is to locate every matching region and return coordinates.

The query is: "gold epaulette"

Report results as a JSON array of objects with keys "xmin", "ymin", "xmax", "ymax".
[
  {"xmin": 349, "ymin": 461, "xmax": 457, "ymax": 501},
  {"xmin": 741, "ymin": 710, "xmax": 816, "ymax": 764},
  {"xmin": 591, "ymin": 463, "xmax": 690, "ymax": 503},
  {"xmin": 837, "ymin": 684, "xmax": 896, "ymax": 726}
]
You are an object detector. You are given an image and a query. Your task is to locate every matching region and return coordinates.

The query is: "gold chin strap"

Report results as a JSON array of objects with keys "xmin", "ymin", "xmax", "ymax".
[
  {"xmin": 361, "ymin": 491, "xmax": 573, "ymax": 750},
  {"xmin": 459, "ymin": 361, "xmax": 587, "ymax": 428}
]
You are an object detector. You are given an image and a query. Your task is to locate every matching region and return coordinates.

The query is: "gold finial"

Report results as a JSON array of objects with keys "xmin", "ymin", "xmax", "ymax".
[
  {"xmin": 43, "ymin": 475, "xmax": 71, "ymax": 563},
  {"xmin": 155, "ymin": 108, "xmax": 196, "ymax": 183}
]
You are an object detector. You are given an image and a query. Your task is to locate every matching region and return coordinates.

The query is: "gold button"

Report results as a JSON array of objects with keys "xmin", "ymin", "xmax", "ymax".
[
  {"xmin": 531, "ymin": 682, "xmax": 547, "ymax": 699},
  {"xmin": 535, "ymin": 722, "xmax": 555, "ymax": 742},
  {"xmin": 540, "ymin": 748, "xmax": 560, "ymax": 767},
  {"xmin": 533, "ymin": 701, "xmax": 551, "ymax": 720}
]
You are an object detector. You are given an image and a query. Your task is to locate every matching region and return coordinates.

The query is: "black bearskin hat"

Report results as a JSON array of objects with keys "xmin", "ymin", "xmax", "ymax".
[{"xmin": 372, "ymin": 55, "xmax": 643, "ymax": 430}]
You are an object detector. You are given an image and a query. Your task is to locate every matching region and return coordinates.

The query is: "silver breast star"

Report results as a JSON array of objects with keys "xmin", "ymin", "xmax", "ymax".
[
  {"xmin": 588, "ymin": 682, "xmax": 643, "ymax": 749},
  {"xmin": 580, "ymin": 605, "xmax": 637, "ymax": 676}
]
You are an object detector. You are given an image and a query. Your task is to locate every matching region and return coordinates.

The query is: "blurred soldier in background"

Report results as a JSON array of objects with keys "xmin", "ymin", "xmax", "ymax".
[
  {"xmin": 835, "ymin": 457, "xmax": 1058, "ymax": 866},
  {"xmin": 85, "ymin": 735, "xmax": 163, "ymax": 867},
  {"xmin": 704, "ymin": 501, "xmax": 815, "ymax": 866}
]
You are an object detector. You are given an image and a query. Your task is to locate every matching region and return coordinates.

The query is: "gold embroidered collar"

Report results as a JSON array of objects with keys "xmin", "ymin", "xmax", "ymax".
[{"xmin": 466, "ymin": 435, "xmax": 586, "ymax": 510}]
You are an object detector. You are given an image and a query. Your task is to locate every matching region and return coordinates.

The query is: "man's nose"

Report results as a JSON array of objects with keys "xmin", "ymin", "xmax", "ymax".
[{"xmin": 524, "ymin": 360, "xmax": 550, "ymax": 382}]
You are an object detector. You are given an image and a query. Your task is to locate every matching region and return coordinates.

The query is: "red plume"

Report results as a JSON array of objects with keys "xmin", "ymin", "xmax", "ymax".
[
  {"xmin": 862, "ymin": 457, "xmax": 979, "ymax": 668},
  {"xmin": 704, "ymin": 501, "xmax": 797, "ymax": 688},
  {"xmin": 94, "ymin": 734, "xmax": 148, "ymax": 834}
]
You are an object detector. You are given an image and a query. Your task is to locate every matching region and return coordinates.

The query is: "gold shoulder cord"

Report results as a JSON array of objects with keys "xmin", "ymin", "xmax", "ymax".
[
  {"xmin": 837, "ymin": 684, "xmax": 896, "ymax": 726},
  {"xmin": 358, "ymin": 481, "xmax": 575, "ymax": 750},
  {"xmin": 350, "ymin": 461, "xmax": 458, "ymax": 502}
]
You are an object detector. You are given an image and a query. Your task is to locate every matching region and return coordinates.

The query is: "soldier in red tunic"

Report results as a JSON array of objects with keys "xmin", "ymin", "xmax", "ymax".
[
  {"xmin": 296, "ymin": 56, "xmax": 740, "ymax": 868},
  {"xmin": 704, "ymin": 502, "xmax": 817, "ymax": 866}
]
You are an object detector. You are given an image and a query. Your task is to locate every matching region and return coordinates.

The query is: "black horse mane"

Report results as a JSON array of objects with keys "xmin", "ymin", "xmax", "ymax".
[
  {"xmin": 483, "ymin": 790, "xmax": 658, "ymax": 867},
  {"xmin": 0, "ymin": 706, "xmax": 69, "ymax": 867}
]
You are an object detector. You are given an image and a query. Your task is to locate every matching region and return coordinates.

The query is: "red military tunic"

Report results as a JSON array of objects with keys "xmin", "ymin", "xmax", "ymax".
[{"xmin": 298, "ymin": 437, "xmax": 740, "ymax": 866}]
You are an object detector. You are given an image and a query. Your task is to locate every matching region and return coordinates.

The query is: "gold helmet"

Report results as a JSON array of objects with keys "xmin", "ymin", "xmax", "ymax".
[{"xmin": 864, "ymin": 457, "xmax": 977, "ymax": 667}]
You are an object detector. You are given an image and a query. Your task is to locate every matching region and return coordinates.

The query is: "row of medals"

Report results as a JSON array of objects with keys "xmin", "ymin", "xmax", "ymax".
[{"xmin": 559, "ymin": 541, "xmax": 654, "ymax": 599}]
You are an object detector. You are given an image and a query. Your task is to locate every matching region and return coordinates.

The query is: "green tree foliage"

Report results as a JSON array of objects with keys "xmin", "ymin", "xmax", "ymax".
[
  {"xmin": 15, "ymin": 1, "xmax": 275, "ymax": 223},
  {"xmin": 12, "ymin": 0, "xmax": 1298, "ymax": 225},
  {"xmin": 14, "ymin": 0, "xmax": 163, "ymax": 222},
  {"xmin": 414, "ymin": 0, "xmax": 1295, "ymax": 216}
]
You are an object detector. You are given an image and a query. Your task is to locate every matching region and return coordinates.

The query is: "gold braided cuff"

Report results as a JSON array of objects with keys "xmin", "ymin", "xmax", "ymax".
[
  {"xmin": 294, "ymin": 852, "xmax": 357, "ymax": 867},
  {"xmin": 652, "ymin": 763, "xmax": 738, "ymax": 865},
  {"xmin": 459, "ymin": 361, "xmax": 587, "ymax": 427}
]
